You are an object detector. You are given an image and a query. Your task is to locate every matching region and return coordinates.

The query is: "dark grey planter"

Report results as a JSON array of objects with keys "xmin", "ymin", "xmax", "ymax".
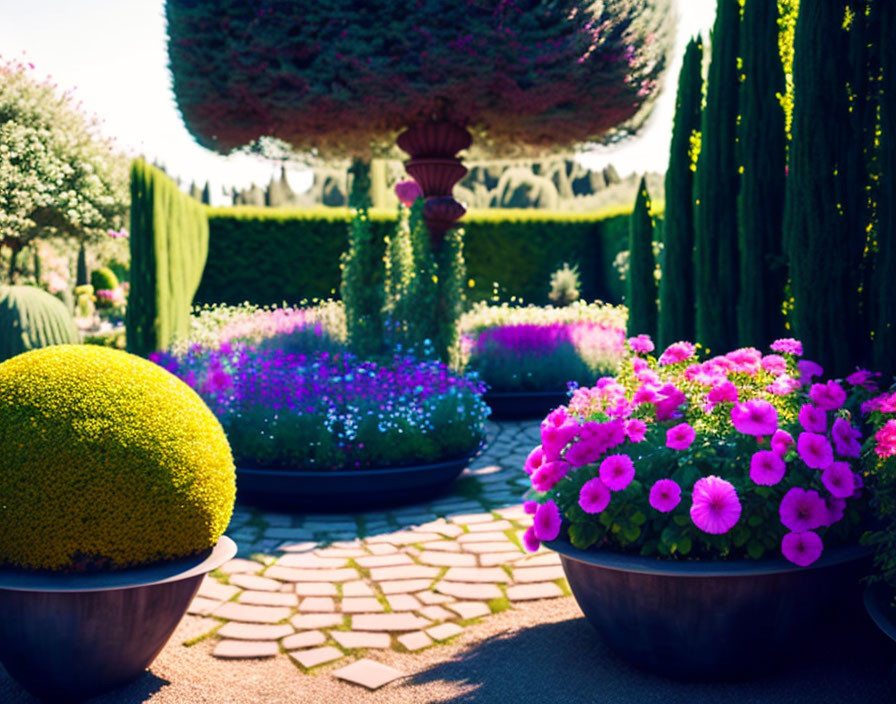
[
  {"xmin": 548, "ymin": 538, "xmax": 870, "ymax": 680},
  {"xmin": 484, "ymin": 390, "xmax": 568, "ymax": 419},
  {"xmin": 865, "ymin": 581, "xmax": 896, "ymax": 643},
  {"xmin": 236, "ymin": 452, "xmax": 477, "ymax": 511},
  {"xmin": 0, "ymin": 536, "xmax": 236, "ymax": 701}
]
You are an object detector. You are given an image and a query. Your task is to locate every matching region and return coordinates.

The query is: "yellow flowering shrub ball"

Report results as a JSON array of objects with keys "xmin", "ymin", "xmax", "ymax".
[{"xmin": 0, "ymin": 345, "xmax": 236, "ymax": 572}]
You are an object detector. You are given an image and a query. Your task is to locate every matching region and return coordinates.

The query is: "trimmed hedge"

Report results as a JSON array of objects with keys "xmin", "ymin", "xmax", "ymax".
[{"xmin": 195, "ymin": 206, "xmax": 636, "ymax": 307}]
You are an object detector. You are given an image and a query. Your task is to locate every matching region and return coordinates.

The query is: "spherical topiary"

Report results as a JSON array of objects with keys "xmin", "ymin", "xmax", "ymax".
[
  {"xmin": 0, "ymin": 285, "xmax": 80, "ymax": 363},
  {"xmin": 90, "ymin": 266, "xmax": 120, "ymax": 292},
  {"xmin": 0, "ymin": 345, "xmax": 235, "ymax": 572}
]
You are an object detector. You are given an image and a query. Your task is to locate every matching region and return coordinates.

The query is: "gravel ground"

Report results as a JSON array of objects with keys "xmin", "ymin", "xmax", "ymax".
[{"xmin": 2, "ymin": 594, "xmax": 892, "ymax": 704}]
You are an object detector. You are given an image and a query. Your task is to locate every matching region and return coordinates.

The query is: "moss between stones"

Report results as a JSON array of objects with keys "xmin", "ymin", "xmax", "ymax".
[{"xmin": 0, "ymin": 345, "xmax": 235, "ymax": 572}]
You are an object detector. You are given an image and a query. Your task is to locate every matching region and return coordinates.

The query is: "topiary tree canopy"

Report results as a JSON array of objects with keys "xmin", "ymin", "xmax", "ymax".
[{"xmin": 166, "ymin": 0, "xmax": 673, "ymax": 158}]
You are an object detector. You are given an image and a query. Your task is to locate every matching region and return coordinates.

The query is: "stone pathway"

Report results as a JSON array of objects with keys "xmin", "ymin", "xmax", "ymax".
[{"xmin": 185, "ymin": 420, "xmax": 567, "ymax": 690}]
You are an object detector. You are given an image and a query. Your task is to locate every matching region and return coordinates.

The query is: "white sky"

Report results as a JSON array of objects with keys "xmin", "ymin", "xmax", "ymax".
[{"xmin": 0, "ymin": 0, "xmax": 716, "ymax": 205}]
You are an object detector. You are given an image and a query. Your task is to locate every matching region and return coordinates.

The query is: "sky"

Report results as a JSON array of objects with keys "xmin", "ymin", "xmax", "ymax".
[{"xmin": 0, "ymin": 0, "xmax": 717, "ymax": 204}]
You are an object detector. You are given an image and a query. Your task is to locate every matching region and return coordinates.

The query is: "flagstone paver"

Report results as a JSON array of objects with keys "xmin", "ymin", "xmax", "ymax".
[
  {"xmin": 196, "ymin": 420, "xmax": 571, "ymax": 688},
  {"xmin": 331, "ymin": 659, "xmax": 406, "ymax": 689}
]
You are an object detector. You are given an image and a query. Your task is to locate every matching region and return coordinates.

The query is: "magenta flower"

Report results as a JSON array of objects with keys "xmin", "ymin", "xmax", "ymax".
[
  {"xmin": 730, "ymin": 399, "xmax": 778, "ymax": 436},
  {"xmin": 749, "ymin": 450, "xmax": 787, "ymax": 486},
  {"xmin": 531, "ymin": 460, "xmax": 570, "ymax": 492},
  {"xmin": 798, "ymin": 359, "xmax": 824, "ymax": 382},
  {"xmin": 524, "ymin": 445, "xmax": 544, "ymax": 476},
  {"xmin": 649, "ymin": 479, "xmax": 681, "ymax": 512},
  {"xmin": 666, "ymin": 422, "xmax": 696, "ymax": 450},
  {"xmin": 523, "ymin": 500, "xmax": 538, "ymax": 515},
  {"xmin": 628, "ymin": 334, "xmax": 654, "ymax": 353},
  {"xmin": 690, "ymin": 476, "xmax": 742, "ymax": 534},
  {"xmin": 598, "ymin": 454, "xmax": 635, "ymax": 491},
  {"xmin": 540, "ymin": 407, "xmax": 579, "ymax": 459},
  {"xmin": 761, "ymin": 354, "xmax": 788, "ymax": 376},
  {"xmin": 766, "ymin": 375, "xmax": 801, "ymax": 395},
  {"xmin": 654, "ymin": 383, "xmax": 687, "ymax": 421},
  {"xmin": 798, "ymin": 404, "xmax": 827, "ymax": 433},
  {"xmin": 797, "ymin": 432, "xmax": 834, "ymax": 469},
  {"xmin": 771, "ymin": 429, "xmax": 795, "ymax": 457},
  {"xmin": 779, "ymin": 487, "xmax": 826, "ymax": 532},
  {"xmin": 522, "ymin": 525, "xmax": 541, "ymax": 552},
  {"xmin": 564, "ymin": 437, "xmax": 603, "ymax": 468},
  {"xmin": 846, "ymin": 368, "xmax": 879, "ymax": 390},
  {"xmin": 625, "ymin": 418, "xmax": 647, "ymax": 442},
  {"xmin": 707, "ymin": 381, "xmax": 738, "ymax": 406},
  {"xmin": 808, "ymin": 381, "xmax": 846, "ymax": 411},
  {"xmin": 533, "ymin": 500, "xmax": 562, "ymax": 541},
  {"xmin": 875, "ymin": 420, "xmax": 896, "ymax": 458},
  {"xmin": 832, "ymin": 417, "xmax": 862, "ymax": 457},
  {"xmin": 821, "ymin": 461, "xmax": 856, "ymax": 499},
  {"xmin": 579, "ymin": 478, "xmax": 612, "ymax": 514},
  {"xmin": 781, "ymin": 531, "xmax": 823, "ymax": 566},
  {"xmin": 820, "ymin": 497, "xmax": 846, "ymax": 527},
  {"xmin": 395, "ymin": 180, "xmax": 423, "ymax": 207},
  {"xmin": 770, "ymin": 338, "xmax": 803, "ymax": 356},
  {"xmin": 658, "ymin": 341, "xmax": 696, "ymax": 366}
]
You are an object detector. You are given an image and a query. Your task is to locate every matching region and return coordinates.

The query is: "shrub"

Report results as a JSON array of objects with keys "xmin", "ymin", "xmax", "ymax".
[
  {"xmin": 548, "ymin": 262, "xmax": 581, "ymax": 307},
  {"xmin": 0, "ymin": 345, "xmax": 235, "ymax": 571},
  {"xmin": 0, "ymin": 285, "xmax": 80, "ymax": 362},
  {"xmin": 522, "ymin": 336, "xmax": 869, "ymax": 565},
  {"xmin": 90, "ymin": 266, "xmax": 120, "ymax": 293}
]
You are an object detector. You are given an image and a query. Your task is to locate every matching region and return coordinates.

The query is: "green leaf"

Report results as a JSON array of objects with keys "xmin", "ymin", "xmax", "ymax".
[
  {"xmin": 748, "ymin": 515, "xmax": 764, "ymax": 527},
  {"xmin": 568, "ymin": 522, "xmax": 600, "ymax": 550},
  {"xmin": 677, "ymin": 536, "xmax": 692, "ymax": 555},
  {"xmin": 630, "ymin": 510, "xmax": 647, "ymax": 526},
  {"xmin": 622, "ymin": 524, "xmax": 642, "ymax": 543},
  {"xmin": 747, "ymin": 540, "xmax": 765, "ymax": 559},
  {"xmin": 673, "ymin": 514, "xmax": 690, "ymax": 527}
]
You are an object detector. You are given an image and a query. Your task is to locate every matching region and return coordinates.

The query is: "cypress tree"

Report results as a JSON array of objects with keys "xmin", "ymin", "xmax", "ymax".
[
  {"xmin": 658, "ymin": 36, "xmax": 703, "ymax": 348},
  {"xmin": 201, "ymin": 181, "xmax": 212, "ymax": 205},
  {"xmin": 873, "ymin": 0, "xmax": 895, "ymax": 378},
  {"xmin": 737, "ymin": 0, "xmax": 787, "ymax": 348},
  {"xmin": 627, "ymin": 177, "xmax": 657, "ymax": 340},
  {"xmin": 694, "ymin": 0, "xmax": 741, "ymax": 356}
]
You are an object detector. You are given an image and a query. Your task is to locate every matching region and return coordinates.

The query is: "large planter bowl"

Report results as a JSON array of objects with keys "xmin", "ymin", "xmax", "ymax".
[
  {"xmin": 236, "ymin": 453, "xmax": 478, "ymax": 511},
  {"xmin": 549, "ymin": 538, "xmax": 870, "ymax": 680},
  {"xmin": 0, "ymin": 536, "xmax": 236, "ymax": 701},
  {"xmin": 865, "ymin": 581, "xmax": 896, "ymax": 643},
  {"xmin": 484, "ymin": 390, "xmax": 568, "ymax": 420}
]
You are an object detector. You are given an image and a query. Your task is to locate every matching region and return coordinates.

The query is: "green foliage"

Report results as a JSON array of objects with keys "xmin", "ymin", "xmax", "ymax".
[
  {"xmin": 626, "ymin": 178, "xmax": 657, "ymax": 340},
  {"xmin": 340, "ymin": 159, "xmax": 384, "ymax": 357},
  {"xmin": 90, "ymin": 266, "xmax": 119, "ymax": 292},
  {"xmin": 75, "ymin": 244, "xmax": 89, "ymax": 287},
  {"xmin": 658, "ymin": 37, "xmax": 702, "ymax": 349},
  {"xmin": 0, "ymin": 59, "xmax": 128, "ymax": 281},
  {"xmin": 737, "ymin": 0, "xmax": 787, "ymax": 348},
  {"xmin": 694, "ymin": 0, "xmax": 741, "ymax": 356},
  {"xmin": 126, "ymin": 159, "xmax": 210, "ymax": 356},
  {"xmin": 0, "ymin": 345, "xmax": 235, "ymax": 571},
  {"xmin": 194, "ymin": 206, "xmax": 635, "ymax": 308},
  {"xmin": 777, "ymin": 0, "xmax": 800, "ymax": 139},
  {"xmin": 862, "ymin": 392, "xmax": 896, "ymax": 592},
  {"xmin": 0, "ymin": 285, "xmax": 80, "ymax": 362}
]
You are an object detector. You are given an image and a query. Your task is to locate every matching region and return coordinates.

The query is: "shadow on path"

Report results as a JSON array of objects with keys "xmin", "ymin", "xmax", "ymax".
[
  {"xmin": 406, "ymin": 609, "xmax": 894, "ymax": 704},
  {"xmin": 0, "ymin": 665, "xmax": 169, "ymax": 704}
]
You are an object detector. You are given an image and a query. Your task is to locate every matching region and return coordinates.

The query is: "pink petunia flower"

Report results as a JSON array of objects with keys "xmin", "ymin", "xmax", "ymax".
[
  {"xmin": 531, "ymin": 460, "xmax": 570, "ymax": 492},
  {"xmin": 821, "ymin": 461, "xmax": 856, "ymax": 499},
  {"xmin": 524, "ymin": 445, "xmax": 545, "ymax": 476},
  {"xmin": 658, "ymin": 341, "xmax": 696, "ymax": 366},
  {"xmin": 771, "ymin": 429, "xmax": 795, "ymax": 457},
  {"xmin": 654, "ymin": 383, "xmax": 687, "ymax": 421},
  {"xmin": 725, "ymin": 347, "xmax": 762, "ymax": 375},
  {"xmin": 628, "ymin": 334, "xmax": 655, "ymax": 353},
  {"xmin": 770, "ymin": 338, "xmax": 804, "ymax": 356},
  {"xmin": 533, "ymin": 500, "xmax": 562, "ymax": 541},
  {"xmin": 540, "ymin": 407, "xmax": 579, "ymax": 459},
  {"xmin": 395, "ymin": 180, "xmax": 424, "ymax": 207},
  {"xmin": 690, "ymin": 476, "xmax": 742, "ymax": 534},
  {"xmin": 766, "ymin": 375, "xmax": 801, "ymax": 396},
  {"xmin": 761, "ymin": 354, "xmax": 788, "ymax": 376},
  {"xmin": 809, "ymin": 381, "xmax": 847, "ymax": 411},
  {"xmin": 798, "ymin": 404, "xmax": 827, "ymax": 433},
  {"xmin": 625, "ymin": 418, "xmax": 648, "ymax": 443},
  {"xmin": 781, "ymin": 531, "xmax": 823, "ymax": 566},
  {"xmin": 579, "ymin": 478, "xmax": 612, "ymax": 514},
  {"xmin": 599, "ymin": 454, "xmax": 636, "ymax": 491},
  {"xmin": 875, "ymin": 420, "xmax": 896, "ymax": 458},
  {"xmin": 565, "ymin": 437, "xmax": 604, "ymax": 468},
  {"xmin": 522, "ymin": 525, "xmax": 541, "ymax": 552},
  {"xmin": 819, "ymin": 497, "xmax": 847, "ymax": 527},
  {"xmin": 832, "ymin": 417, "xmax": 862, "ymax": 457},
  {"xmin": 846, "ymin": 368, "xmax": 879, "ymax": 390},
  {"xmin": 523, "ymin": 500, "xmax": 538, "ymax": 515},
  {"xmin": 798, "ymin": 359, "xmax": 824, "ymax": 383},
  {"xmin": 730, "ymin": 399, "xmax": 779, "ymax": 436},
  {"xmin": 666, "ymin": 422, "xmax": 696, "ymax": 450},
  {"xmin": 797, "ymin": 432, "xmax": 834, "ymax": 469},
  {"xmin": 707, "ymin": 381, "xmax": 739, "ymax": 406},
  {"xmin": 649, "ymin": 479, "xmax": 681, "ymax": 512},
  {"xmin": 750, "ymin": 450, "xmax": 787, "ymax": 486},
  {"xmin": 779, "ymin": 487, "xmax": 826, "ymax": 532}
]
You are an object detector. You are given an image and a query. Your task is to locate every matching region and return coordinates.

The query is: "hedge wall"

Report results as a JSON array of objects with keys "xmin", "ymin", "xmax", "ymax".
[{"xmin": 194, "ymin": 205, "xmax": 638, "ymax": 307}]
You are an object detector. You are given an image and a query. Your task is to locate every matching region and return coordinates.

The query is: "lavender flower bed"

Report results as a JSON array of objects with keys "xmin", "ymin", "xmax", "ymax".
[{"xmin": 151, "ymin": 340, "xmax": 488, "ymax": 472}]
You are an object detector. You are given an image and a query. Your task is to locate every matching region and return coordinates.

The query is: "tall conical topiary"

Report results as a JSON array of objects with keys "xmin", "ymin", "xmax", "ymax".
[
  {"xmin": 627, "ymin": 177, "xmax": 657, "ymax": 340},
  {"xmin": 873, "ymin": 0, "xmax": 895, "ymax": 378},
  {"xmin": 694, "ymin": 0, "xmax": 740, "ymax": 356},
  {"xmin": 658, "ymin": 36, "xmax": 703, "ymax": 348},
  {"xmin": 737, "ymin": 0, "xmax": 787, "ymax": 348},
  {"xmin": 784, "ymin": 0, "xmax": 876, "ymax": 375}
]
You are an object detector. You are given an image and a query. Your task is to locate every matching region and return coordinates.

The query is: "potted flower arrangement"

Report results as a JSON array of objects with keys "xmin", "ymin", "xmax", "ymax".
[
  {"xmin": 860, "ymin": 383, "xmax": 896, "ymax": 644},
  {"xmin": 521, "ymin": 335, "xmax": 871, "ymax": 678},
  {"xmin": 153, "ymin": 303, "xmax": 489, "ymax": 509},
  {"xmin": 458, "ymin": 300, "xmax": 626, "ymax": 419},
  {"xmin": 0, "ymin": 345, "xmax": 237, "ymax": 700}
]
